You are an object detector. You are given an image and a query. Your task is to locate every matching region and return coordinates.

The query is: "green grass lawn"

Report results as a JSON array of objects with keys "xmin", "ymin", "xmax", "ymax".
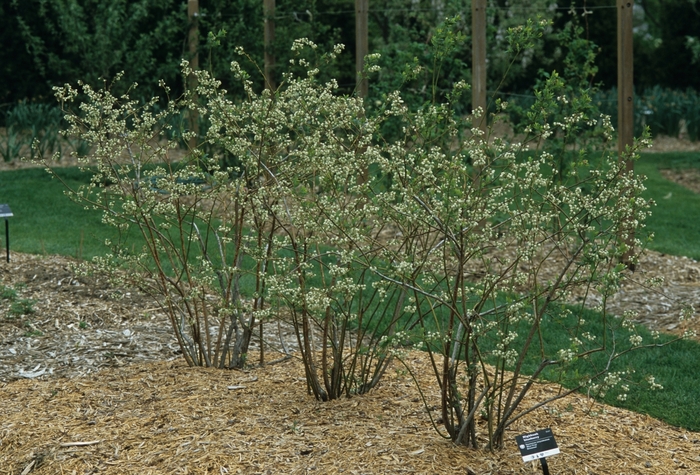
[
  {"xmin": 638, "ymin": 151, "xmax": 700, "ymax": 259},
  {"xmin": 528, "ymin": 306, "xmax": 700, "ymax": 431},
  {"xmin": 614, "ymin": 334, "xmax": 700, "ymax": 429},
  {"xmin": 0, "ymin": 166, "xmax": 118, "ymax": 259},
  {"xmin": 4, "ymin": 154, "xmax": 700, "ymax": 268}
]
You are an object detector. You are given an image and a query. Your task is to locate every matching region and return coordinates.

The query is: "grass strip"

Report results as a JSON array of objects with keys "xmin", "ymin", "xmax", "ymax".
[
  {"xmin": 522, "ymin": 306, "xmax": 700, "ymax": 431},
  {"xmin": 638, "ymin": 151, "xmax": 700, "ymax": 259},
  {"xmin": 0, "ymin": 166, "xmax": 116, "ymax": 259}
]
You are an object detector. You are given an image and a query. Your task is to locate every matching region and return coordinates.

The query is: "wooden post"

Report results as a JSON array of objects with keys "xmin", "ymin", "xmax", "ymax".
[
  {"xmin": 472, "ymin": 0, "xmax": 487, "ymax": 135},
  {"xmin": 264, "ymin": 0, "xmax": 276, "ymax": 91},
  {"xmin": 260, "ymin": 0, "xmax": 277, "ymax": 365},
  {"xmin": 471, "ymin": 0, "xmax": 487, "ymax": 191},
  {"xmin": 187, "ymin": 0, "xmax": 199, "ymax": 149},
  {"xmin": 355, "ymin": 0, "xmax": 369, "ymax": 98},
  {"xmin": 617, "ymin": 0, "xmax": 634, "ymax": 160},
  {"xmin": 354, "ymin": 0, "xmax": 369, "ymax": 186},
  {"xmin": 617, "ymin": 0, "xmax": 635, "ymax": 267}
]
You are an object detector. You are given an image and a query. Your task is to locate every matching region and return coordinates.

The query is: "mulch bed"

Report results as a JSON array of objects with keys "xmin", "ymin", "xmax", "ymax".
[
  {"xmin": 1, "ymin": 248, "xmax": 699, "ymax": 474},
  {"xmin": 1, "ymin": 352, "xmax": 699, "ymax": 475}
]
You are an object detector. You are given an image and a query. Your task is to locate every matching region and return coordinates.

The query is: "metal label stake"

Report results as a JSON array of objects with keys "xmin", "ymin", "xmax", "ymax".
[
  {"xmin": 0, "ymin": 204, "xmax": 12, "ymax": 263},
  {"xmin": 541, "ymin": 457, "xmax": 551, "ymax": 475}
]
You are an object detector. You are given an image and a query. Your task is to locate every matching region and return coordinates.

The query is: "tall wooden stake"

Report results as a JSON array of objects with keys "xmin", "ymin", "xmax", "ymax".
[
  {"xmin": 264, "ymin": 0, "xmax": 276, "ymax": 91},
  {"xmin": 187, "ymin": 0, "xmax": 199, "ymax": 150},
  {"xmin": 618, "ymin": 0, "xmax": 635, "ymax": 267},
  {"xmin": 472, "ymin": 0, "xmax": 487, "ymax": 135},
  {"xmin": 355, "ymin": 0, "xmax": 369, "ymax": 98},
  {"xmin": 472, "ymin": 0, "xmax": 487, "ymax": 190},
  {"xmin": 617, "ymin": 0, "xmax": 634, "ymax": 159},
  {"xmin": 355, "ymin": 0, "xmax": 369, "ymax": 186}
]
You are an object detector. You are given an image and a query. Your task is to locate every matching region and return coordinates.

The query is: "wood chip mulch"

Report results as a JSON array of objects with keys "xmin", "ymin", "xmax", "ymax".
[
  {"xmin": 0, "ymin": 247, "xmax": 698, "ymax": 474},
  {"xmin": 1, "ymin": 352, "xmax": 699, "ymax": 475}
]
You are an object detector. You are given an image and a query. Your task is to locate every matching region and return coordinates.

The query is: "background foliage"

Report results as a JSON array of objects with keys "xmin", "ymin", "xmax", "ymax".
[{"xmin": 2, "ymin": 0, "xmax": 700, "ymax": 112}]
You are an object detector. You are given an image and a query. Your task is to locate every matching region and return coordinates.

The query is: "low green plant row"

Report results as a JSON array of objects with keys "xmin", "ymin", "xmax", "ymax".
[
  {"xmin": 4, "ymin": 87, "xmax": 699, "ymax": 165},
  {"xmin": 0, "ymin": 283, "xmax": 35, "ymax": 317},
  {"xmin": 0, "ymin": 283, "xmax": 40, "ymax": 337},
  {"xmin": 0, "ymin": 102, "xmax": 91, "ymax": 163}
]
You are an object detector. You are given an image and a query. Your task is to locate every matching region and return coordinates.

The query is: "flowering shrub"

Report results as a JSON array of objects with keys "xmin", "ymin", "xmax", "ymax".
[
  {"xmin": 351, "ymin": 19, "xmax": 684, "ymax": 448},
  {"xmin": 193, "ymin": 41, "xmax": 407, "ymax": 399},
  {"xmin": 51, "ymin": 41, "xmax": 411, "ymax": 399},
  {"xmin": 366, "ymin": 82, "xmax": 660, "ymax": 447},
  {"xmin": 53, "ymin": 75, "xmax": 278, "ymax": 369},
  {"xmin": 50, "ymin": 16, "xmax": 690, "ymax": 448}
]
